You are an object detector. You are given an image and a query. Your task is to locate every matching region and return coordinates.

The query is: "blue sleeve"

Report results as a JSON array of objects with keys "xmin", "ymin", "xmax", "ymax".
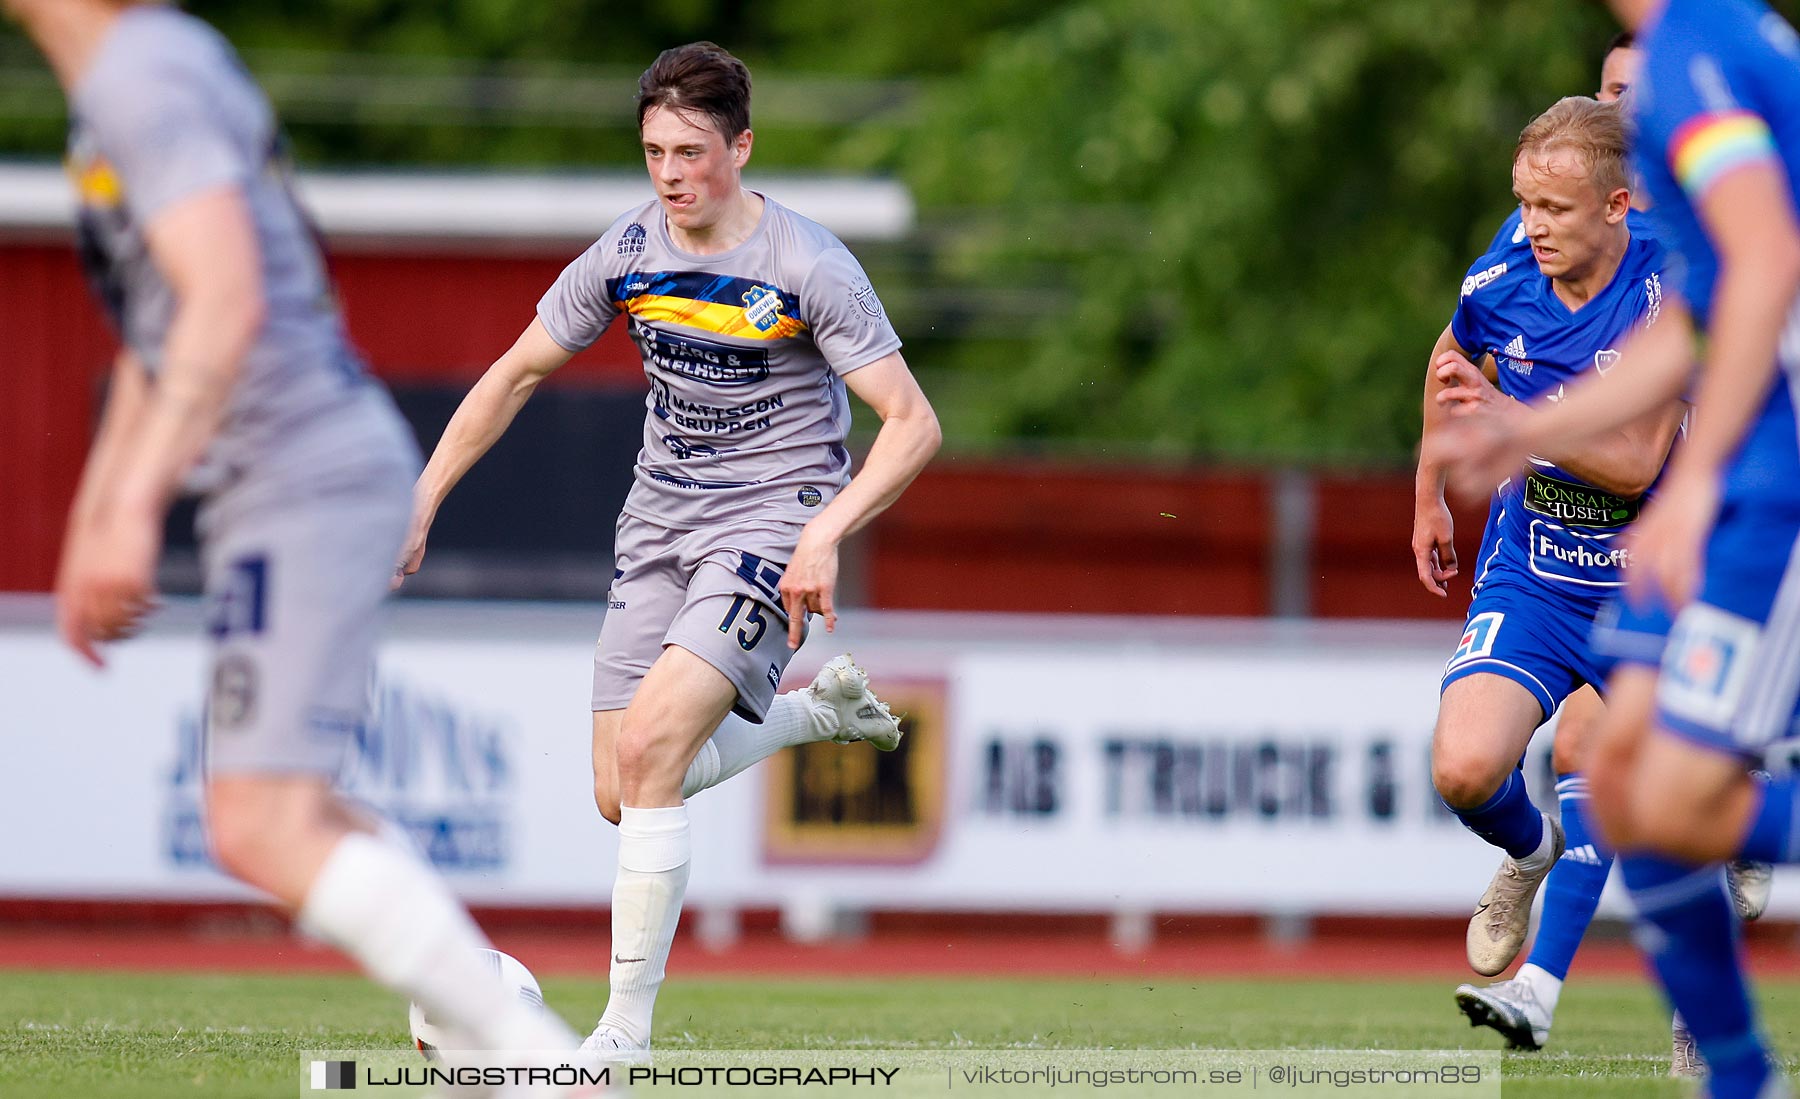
[
  {"xmin": 1449, "ymin": 254, "xmax": 1505, "ymax": 354},
  {"xmin": 1638, "ymin": 28, "xmax": 1782, "ymax": 207}
]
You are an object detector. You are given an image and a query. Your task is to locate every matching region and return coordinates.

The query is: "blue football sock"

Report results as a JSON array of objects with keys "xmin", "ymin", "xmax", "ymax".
[
  {"xmin": 1447, "ymin": 766, "xmax": 1545, "ymax": 859},
  {"xmin": 1736, "ymin": 773, "xmax": 1797, "ymax": 864},
  {"xmin": 1523, "ymin": 773, "xmax": 1612, "ymax": 981},
  {"xmin": 1621, "ymin": 854, "xmax": 1771, "ymax": 1098}
]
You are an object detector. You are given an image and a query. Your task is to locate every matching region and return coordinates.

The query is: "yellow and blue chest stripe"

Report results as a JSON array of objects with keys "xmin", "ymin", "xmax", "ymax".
[{"xmin": 608, "ymin": 271, "xmax": 808, "ymax": 341}]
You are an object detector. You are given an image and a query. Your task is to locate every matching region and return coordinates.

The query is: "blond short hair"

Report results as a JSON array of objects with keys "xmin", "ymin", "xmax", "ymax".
[{"xmin": 1515, "ymin": 96, "xmax": 1630, "ymax": 197}]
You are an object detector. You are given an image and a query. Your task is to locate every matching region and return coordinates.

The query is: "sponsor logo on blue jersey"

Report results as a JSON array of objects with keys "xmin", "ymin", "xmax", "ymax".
[
  {"xmin": 1522, "ymin": 471, "xmax": 1638, "ymax": 528},
  {"xmin": 1462, "ymin": 262, "xmax": 1508, "ymax": 298}
]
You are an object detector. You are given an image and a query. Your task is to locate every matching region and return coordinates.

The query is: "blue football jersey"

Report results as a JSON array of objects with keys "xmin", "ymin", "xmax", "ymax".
[
  {"xmin": 1450, "ymin": 232, "xmax": 1669, "ymax": 599},
  {"xmin": 1632, "ymin": 0, "xmax": 1800, "ymax": 509}
]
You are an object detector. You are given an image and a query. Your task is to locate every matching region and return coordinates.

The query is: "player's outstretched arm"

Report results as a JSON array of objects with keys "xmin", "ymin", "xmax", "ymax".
[
  {"xmin": 1525, "ymin": 396, "xmax": 1688, "ymax": 499},
  {"xmin": 1436, "ymin": 346, "xmax": 1688, "ymax": 500},
  {"xmin": 1628, "ymin": 159, "xmax": 1800, "ymax": 605},
  {"xmin": 778, "ymin": 351, "xmax": 940, "ymax": 647},
  {"xmin": 1429, "ymin": 303, "xmax": 1697, "ymax": 502},
  {"xmin": 59, "ymin": 186, "xmax": 264, "ymax": 666},
  {"xmin": 1664, "ymin": 164, "xmax": 1800, "ymax": 491},
  {"xmin": 395, "ymin": 318, "xmax": 575, "ymax": 587},
  {"xmin": 1413, "ymin": 324, "xmax": 1469, "ymax": 597}
]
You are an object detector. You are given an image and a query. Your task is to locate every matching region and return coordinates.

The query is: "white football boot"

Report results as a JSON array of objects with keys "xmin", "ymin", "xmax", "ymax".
[
  {"xmin": 1670, "ymin": 1013, "xmax": 1704, "ymax": 1079},
  {"xmin": 579, "ymin": 1024, "xmax": 651, "ymax": 1065},
  {"xmin": 1728, "ymin": 860, "xmax": 1774, "ymax": 923},
  {"xmin": 1454, "ymin": 977, "xmax": 1553, "ymax": 1050},
  {"xmin": 1466, "ymin": 814, "xmax": 1565, "ymax": 976},
  {"xmin": 809, "ymin": 655, "xmax": 903, "ymax": 751}
]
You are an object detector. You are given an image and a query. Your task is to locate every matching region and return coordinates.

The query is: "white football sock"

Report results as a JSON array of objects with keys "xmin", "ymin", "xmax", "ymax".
[
  {"xmin": 597, "ymin": 805, "xmax": 691, "ymax": 1047},
  {"xmin": 1514, "ymin": 812, "xmax": 1556, "ymax": 875},
  {"xmin": 680, "ymin": 691, "xmax": 825, "ymax": 798},
  {"xmin": 297, "ymin": 831, "xmax": 573, "ymax": 1051},
  {"xmin": 1516, "ymin": 962, "xmax": 1563, "ymax": 1016}
]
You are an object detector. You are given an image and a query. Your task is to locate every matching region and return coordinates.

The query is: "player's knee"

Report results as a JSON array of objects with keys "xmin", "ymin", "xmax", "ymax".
[
  {"xmin": 205, "ymin": 780, "xmax": 333, "ymax": 886},
  {"xmin": 1584, "ymin": 780, "xmax": 1634, "ymax": 852},
  {"xmin": 205, "ymin": 789, "xmax": 286, "ymax": 883},
  {"xmin": 1431, "ymin": 748, "xmax": 1504, "ymax": 810},
  {"xmin": 1550, "ymin": 730, "xmax": 1585, "ymax": 775},
  {"xmin": 1629, "ymin": 795, "xmax": 1723, "ymax": 862},
  {"xmin": 593, "ymin": 781, "xmax": 622, "ymax": 826},
  {"xmin": 613, "ymin": 723, "xmax": 683, "ymax": 789}
]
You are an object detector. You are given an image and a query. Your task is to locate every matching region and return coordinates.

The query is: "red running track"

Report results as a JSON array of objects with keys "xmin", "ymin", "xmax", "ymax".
[{"xmin": 4, "ymin": 924, "xmax": 1800, "ymax": 982}]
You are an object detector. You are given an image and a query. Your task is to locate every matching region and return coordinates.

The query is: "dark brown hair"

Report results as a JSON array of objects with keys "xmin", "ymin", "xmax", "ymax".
[{"xmin": 637, "ymin": 42, "xmax": 752, "ymax": 142}]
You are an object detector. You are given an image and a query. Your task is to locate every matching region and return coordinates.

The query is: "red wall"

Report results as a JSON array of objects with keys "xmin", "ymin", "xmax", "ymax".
[
  {"xmin": 865, "ymin": 464, "xmax": 1273, "ymax": 616},
  {"xmin": 0, "ymin": 239, "xmax": 1481, "ymax": 620},
  {"xmin": 865, "ymin": 462, "xmax": 1481, "ymax": 620},
  {"xmin": 0, "ymin": 245, "xmax": 116, "ymax": 594}
]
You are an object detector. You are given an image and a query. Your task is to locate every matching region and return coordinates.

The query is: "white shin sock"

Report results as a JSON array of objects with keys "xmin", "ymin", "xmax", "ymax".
[
  {"xmin": 597, "ymin": 805, "xmax": 692, "ymax": 1046},
  {"xmin": 297, "ymin": 831, "xmax": 572, "ymax": 1052},
  {"xmin": 680, "ymin": 691, "xmax": 825, "ymax": 798}
]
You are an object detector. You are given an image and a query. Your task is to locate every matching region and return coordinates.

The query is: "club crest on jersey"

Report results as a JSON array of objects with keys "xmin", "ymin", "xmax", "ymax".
[
  {"xmin": 618, "ymin": 223, "xmax": 647, "ymax": 256},
  {"xmin": 1593, "ymin": 349, "xmax": 1621, "ymax": 376},
  {"xmin": 741, "ymin": 285, "xmax": 786, "ymax": 332}
]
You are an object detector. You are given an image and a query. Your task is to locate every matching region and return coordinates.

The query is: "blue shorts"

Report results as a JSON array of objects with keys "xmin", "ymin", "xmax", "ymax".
[
  {"xmin": 1653, "ymin": 500, "xmax": 1800, "ymax": 759},
  {"xmin": 1441, "ymin": 578, "xmax": 1610, "ymax": 722},
  {"xmin": 1590, "ymin": 593, "xmax": 1676, "ymax": 675}
]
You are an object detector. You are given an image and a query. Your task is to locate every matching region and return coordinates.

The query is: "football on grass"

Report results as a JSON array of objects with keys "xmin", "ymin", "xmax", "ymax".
[{"xmin": 408, "ymin": 948, "xmax": 545, "ymax": 1059}]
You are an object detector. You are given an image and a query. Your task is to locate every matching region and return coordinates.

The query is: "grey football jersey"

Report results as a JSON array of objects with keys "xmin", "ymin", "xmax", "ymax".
[
  {"xmin": 537, "ymin": 196, "xmax": 902, "ymax": 529},
  {"xmin": 66, "ymin": 8, "xmax": 400, "ymax": 488}
]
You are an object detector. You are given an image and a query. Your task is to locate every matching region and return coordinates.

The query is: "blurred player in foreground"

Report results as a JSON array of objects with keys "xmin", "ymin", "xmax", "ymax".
[
  {"xmin": 9, "ymin": 0, "xmax": 581, "ymax": 1074},
  {"xmin": 1432, "ymin": 2, "xmax": 1800, "ymax": 1094},
  {"xmin": 1414, "ymin": 97, "xmax": 1685, "ymax": 1040},
  {"xmin": 398, "ymin": 43, "xmax": 941, "ymax": 1056}
]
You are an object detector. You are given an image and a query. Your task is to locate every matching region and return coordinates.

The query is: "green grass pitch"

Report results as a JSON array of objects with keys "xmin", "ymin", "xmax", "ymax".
[{"xmin": 2, "ymin": 969, "xmax": 1794, "ymax": 1097}]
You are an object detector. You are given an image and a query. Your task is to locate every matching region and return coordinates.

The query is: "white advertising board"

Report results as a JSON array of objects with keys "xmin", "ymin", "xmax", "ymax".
[{"xmin": 3, "ymin": 599, "xmax": 1781, "ymax": 918}]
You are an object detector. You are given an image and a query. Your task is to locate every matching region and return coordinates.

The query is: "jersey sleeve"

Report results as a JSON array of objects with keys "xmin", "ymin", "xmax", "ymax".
[
  {"xmin": 1485, "ymin": 209, "xmax": 1524, "ymax": 254},
  {"xmin": 84, "ymin": 58, "xmax": 253, "ymax": 224},
  {"xmin": 799, "ymin": 246, "xmax": 902, "ymax": 376},
  {"xmin": 536, "ymin": 237, "xmax": 621, "ymax": 353},
  {"xmin": 1642, "ymin": 47, "xmax": 1782, "ymax": 209},
  {"xmin": 1449, "ymin": 257, "xmax": 1499, "ymax": 356}
]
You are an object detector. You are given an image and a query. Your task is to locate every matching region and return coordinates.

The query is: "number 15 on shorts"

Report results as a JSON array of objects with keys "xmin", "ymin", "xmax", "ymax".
[{"xmin": 718, "ymin": 595, "xmax": 772, "ymax": 652}]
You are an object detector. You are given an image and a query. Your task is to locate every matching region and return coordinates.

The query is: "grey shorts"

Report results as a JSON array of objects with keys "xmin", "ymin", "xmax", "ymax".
[
  {"xmin": 593, "ymin": 513, "xmax": 807, "ymax": 721},
  {"xmin": 197, "ymin": 467, "xmax": 411, "ymax": 774}
]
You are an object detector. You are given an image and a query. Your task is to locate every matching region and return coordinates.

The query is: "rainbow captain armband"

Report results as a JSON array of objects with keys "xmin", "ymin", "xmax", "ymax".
[{"xmin": 1670, "ymin": 109, "xmax": 1779, "ymax": 200}]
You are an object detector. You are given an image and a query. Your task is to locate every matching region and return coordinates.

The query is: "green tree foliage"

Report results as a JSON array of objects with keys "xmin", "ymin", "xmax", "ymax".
[
  {"xmin": 7, "ymin": 1, "xmax": 1797, "ymax": 465},
  {"xmin": 881, "ymin": 0, "xmax": 1644, "ymax": 463}
]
